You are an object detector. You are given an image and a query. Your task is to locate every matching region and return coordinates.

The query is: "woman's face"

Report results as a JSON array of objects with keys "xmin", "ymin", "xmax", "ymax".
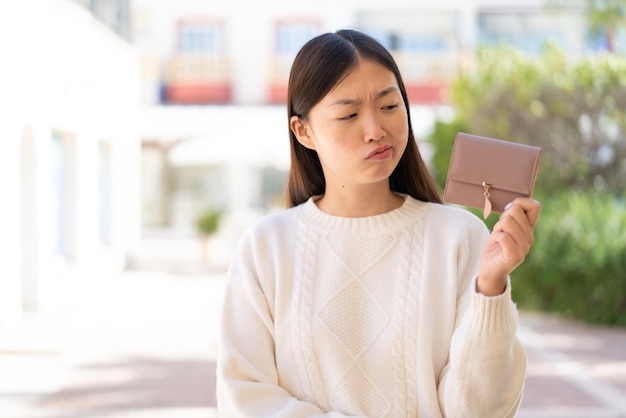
[{"xmin": 290, "ymin": 58, "xmax": 409, "ymax": 191}]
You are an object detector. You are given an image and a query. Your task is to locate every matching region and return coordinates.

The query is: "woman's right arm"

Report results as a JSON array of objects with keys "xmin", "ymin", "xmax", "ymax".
[{"xmin": 216, "ymin": 226, "xmax": 360, "ymax": 418}]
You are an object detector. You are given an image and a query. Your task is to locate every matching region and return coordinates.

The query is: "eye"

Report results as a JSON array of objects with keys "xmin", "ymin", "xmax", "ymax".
[
  {"xmin": 382, "ymin": 104, "xmax": 399, "ymax": 111},
  {"xmin": 339, "ymin": 113, "xmax": 357, "ymax": 121}
]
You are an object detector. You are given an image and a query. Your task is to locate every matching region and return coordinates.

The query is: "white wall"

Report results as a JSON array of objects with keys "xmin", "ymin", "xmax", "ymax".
[{"xmin": 0, "ymin": 0, "xmax": 141, "ymax": 328}]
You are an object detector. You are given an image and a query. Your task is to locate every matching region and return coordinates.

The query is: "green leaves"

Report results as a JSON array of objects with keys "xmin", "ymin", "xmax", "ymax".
[
  {"xmin": 444, "ymin": 45, "xmax": 626, "ymax": 194},
  {"xmin": 512, "ymin": 191, "xmax": 626, "ymax": 326},
  {"xmin": 427, "ymin": 42, "xmax": 626, "ymax": 325},
  {"xmin": 195, "ymin": 208, "xmax": 223, "ymax": 236}
]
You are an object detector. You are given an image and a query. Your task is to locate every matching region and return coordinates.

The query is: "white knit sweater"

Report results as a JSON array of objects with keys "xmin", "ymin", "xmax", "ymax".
[{"xmin": 216, "ymin": 196, "xmax": 526, "ymax": 417}]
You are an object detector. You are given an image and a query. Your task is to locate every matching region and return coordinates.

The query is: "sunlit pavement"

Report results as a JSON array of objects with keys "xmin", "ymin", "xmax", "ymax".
[
  {"xmin": 1, "ymin": 236, "xmax": 625, "ymax": 417},
  {"xmin": 517, "ymin": 313, "xmax": 626, "ymax": 418},
  {"xmin": 0, "ymin": 254, "xmax": 226, "ymax": 417}
]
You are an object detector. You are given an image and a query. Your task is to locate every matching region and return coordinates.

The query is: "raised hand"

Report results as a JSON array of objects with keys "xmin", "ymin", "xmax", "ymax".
[{"xmin": 477, "ymin": 198, "xmax": 541, "ymax": 296}]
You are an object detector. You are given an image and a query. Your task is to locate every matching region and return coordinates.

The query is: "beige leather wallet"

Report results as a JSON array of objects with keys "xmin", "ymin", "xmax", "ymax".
[{"xmin": 443, "ymin": 132, "xmax": 541, "ymax": 218}]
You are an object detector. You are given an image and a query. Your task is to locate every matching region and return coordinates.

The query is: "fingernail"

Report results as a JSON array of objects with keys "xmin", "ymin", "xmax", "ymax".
[{"xmin": 504, "ymin": 202, "xmax": 513, "ymax": 211}]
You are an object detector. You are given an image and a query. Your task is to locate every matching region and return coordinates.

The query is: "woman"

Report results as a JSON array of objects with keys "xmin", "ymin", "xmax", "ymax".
[{"xmin": 216, "ymin": 29, "xmax": 540, "ymax": 417}]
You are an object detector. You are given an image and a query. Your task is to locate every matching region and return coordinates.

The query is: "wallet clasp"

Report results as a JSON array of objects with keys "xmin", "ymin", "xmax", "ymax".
[{"xmin": 482, "ymin": 182, "xmax": 493, "ymax": 218}]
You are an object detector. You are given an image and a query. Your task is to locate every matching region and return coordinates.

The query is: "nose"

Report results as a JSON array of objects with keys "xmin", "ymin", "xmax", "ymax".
[{"xmin": 364, "ymin": 112, "xmax": 386, "ymax": 142}]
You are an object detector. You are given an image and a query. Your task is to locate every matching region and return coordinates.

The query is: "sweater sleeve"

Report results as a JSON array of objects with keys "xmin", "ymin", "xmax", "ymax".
[
  {"xmin": 216, "ymin": 224, "xmax": 364, "ymax": 418},
  {"xmin": 437, "ymin": 219, "xmax": 527, "ymax": 418}
]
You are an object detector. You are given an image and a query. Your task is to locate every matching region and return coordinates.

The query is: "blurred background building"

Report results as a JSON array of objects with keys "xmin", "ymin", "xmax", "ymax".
[
  {"xmin": 0, "ymin": 0, "xmax": 140, "ymax": 328},
  {"xmin": 132, "ymin": 0, "xmax": 615, "ymax": 235},
  {"xmin": 1, "ymin": 0, "xmax": 622, "ymax": 331}
]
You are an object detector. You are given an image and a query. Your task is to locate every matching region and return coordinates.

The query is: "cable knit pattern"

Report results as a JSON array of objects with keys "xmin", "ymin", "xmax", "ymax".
[
  {"xmin": 319, "ymin": 281, "xmax": 388, "ymax": 355},
  {"xmin": 326, "ymin": 233, "xmax": 396, "ymax": 276},
  {"xmin": 290, "ymin": 220, "xmax": 329, "ymax": 409},
  {"xmin": 392, "ymin": 216, "xmax": 425, "ymax": 417},
  {"xmin": 216, "ymin": 195, "xmax": 527, "ymax": 418}
]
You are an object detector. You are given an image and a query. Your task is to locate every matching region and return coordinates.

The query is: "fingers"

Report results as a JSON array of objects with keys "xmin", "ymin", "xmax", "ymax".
[
  {"xmin": 493, "ymin": 214, "xmax": 531, "ymax": 252},
  {"xmin": 504, "ymin": 197, "xmax": 541, "ymax": 228},
  {"xmin": 479, "ymin": 198, "xmax": 541, "ymax": 283},
  {"xmin": 489, "ymin": 228, "xmax": 529, "ymax": 270},
  {"xmin": 492, "ymin": 197, "xmax": 540, "ymax": 261},
  {"xmin": 496, "ymin": 203, "xmax": 533, "ymax": 244}
]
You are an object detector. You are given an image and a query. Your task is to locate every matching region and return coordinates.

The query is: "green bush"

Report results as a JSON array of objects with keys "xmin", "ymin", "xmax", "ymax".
[
  {"xmin": 444, "ymin": 44, "xmax": 626, "ymax": 195},
  {"xmin": 512, "ymin": 191, "xmax": 626, "ymax": 326},
  {"xmin": 428, "ymin": 118, "xmax": 469, "ymax": 189},
  {"xmin": 427, "ymin": 44, "xmax": 626, "ymax": 326},
  {"xmin": 195, "ymin": 209, "xmax": 223, "ymax": 236}
]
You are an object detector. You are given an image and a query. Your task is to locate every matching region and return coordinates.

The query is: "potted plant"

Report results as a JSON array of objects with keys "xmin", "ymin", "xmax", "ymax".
[{"xmin": 195, "ymin": 208, "xmax": 223, "ymax": 262}]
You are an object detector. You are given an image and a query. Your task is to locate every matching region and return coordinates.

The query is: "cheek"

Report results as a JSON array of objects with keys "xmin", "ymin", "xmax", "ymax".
[
  {"xmin": 319, "ymin": 125, "xmax": 358, "ymax": 150},
  {"xmin": 390, "ymin": 116, "xmax": 409, "ymax": 143}
]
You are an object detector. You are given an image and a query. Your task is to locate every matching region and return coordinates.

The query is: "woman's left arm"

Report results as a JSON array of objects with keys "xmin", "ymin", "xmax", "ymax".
[{"xmin": 438, "ymin": 197, "xmax": 541, "ymax": 417}]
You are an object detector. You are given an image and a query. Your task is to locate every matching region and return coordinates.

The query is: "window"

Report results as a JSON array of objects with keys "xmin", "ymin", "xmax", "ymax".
[
  {"xmin": 50, "ymin": 132, "xmax": 77, "ymax": 259},
  {"xmin": 179, "ymin": 23, "xmax": 223, "ymax": 53},
  {"xmin": 166, "ymin": 19, "xmax": 231, "ymax": 104},
  {"xmin": 398, "ymin": 33, "xmax": 447, "ymax": 53},
  {"xmin": 269, "ymin": 20, "xmax": 321, "ymax": 103},
  {"xmin": 478, "ymin": 11, "xmax": 587, "ymax": 55},
  {"xmin": 275, "ymin": 21, "xmax": 319, "ymax": 54},
  {"xmin": 98, "ymin": 141, "xmax": 112, "ymax": 247}
]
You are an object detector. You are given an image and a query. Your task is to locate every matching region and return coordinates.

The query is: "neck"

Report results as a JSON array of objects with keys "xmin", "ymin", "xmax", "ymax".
[{"xmin": 315, "ymin": 181, "xmax": 404, "ymax": 217}]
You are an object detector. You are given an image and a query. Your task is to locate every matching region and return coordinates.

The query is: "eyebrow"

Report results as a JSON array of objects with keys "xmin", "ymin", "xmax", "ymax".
[{"xmin": 330, "ymin": 86, "xmax": 400, "ymax": 106}]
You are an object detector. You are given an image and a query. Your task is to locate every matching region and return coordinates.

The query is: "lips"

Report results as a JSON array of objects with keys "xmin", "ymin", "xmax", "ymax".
[{"xmin": 367, "ymin": 145, "xmax": 392, "ymax": 159}]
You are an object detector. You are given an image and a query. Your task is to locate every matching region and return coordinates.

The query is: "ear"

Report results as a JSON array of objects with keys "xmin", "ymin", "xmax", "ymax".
[{"xmin": 290, "ymin": 115, "xmax": 316, "ymax": 150}]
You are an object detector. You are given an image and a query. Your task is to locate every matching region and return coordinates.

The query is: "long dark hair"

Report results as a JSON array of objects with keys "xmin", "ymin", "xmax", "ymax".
[{"xmin": 286, "ymin": 29, "xmax": 442, "ymax": 207}]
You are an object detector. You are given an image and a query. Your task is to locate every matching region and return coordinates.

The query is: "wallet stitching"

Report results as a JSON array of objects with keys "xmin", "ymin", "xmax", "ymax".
[{"xmin": 448, "ymin": 178, "xmax": 530, "ymax": 195}]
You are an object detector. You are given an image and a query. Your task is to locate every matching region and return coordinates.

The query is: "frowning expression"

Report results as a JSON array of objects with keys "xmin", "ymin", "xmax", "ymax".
[{"xmin": 290, "ymin": 58, "xmax": 409, "ymax": 191}]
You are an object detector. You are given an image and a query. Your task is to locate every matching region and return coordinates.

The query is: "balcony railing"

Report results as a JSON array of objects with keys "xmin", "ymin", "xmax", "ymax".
[
  {"xmin": 267, "ymin": 51, "xmax": 461, "ymax": 105},
  {"xmin": 267, "ymin": 54, "xmax": 295, "ymax": 103},
  {"xmin": 394, "ymin": 51, "xmax": 460, "ymax": 104},
  {"xmin": 164, "ymin": 53, "xmax": 232, "ymax": 104}
]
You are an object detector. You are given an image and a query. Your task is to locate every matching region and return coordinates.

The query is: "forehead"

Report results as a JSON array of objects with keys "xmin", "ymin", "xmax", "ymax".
[{"xmin": 325, "ymin": 58, "xmax": 400, "ymax": 99}]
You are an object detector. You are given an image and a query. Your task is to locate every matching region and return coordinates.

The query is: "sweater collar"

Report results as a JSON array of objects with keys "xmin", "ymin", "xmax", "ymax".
[{"xmin": 298, "ymin": 194, "xmax": 429, "ymax": 234}]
